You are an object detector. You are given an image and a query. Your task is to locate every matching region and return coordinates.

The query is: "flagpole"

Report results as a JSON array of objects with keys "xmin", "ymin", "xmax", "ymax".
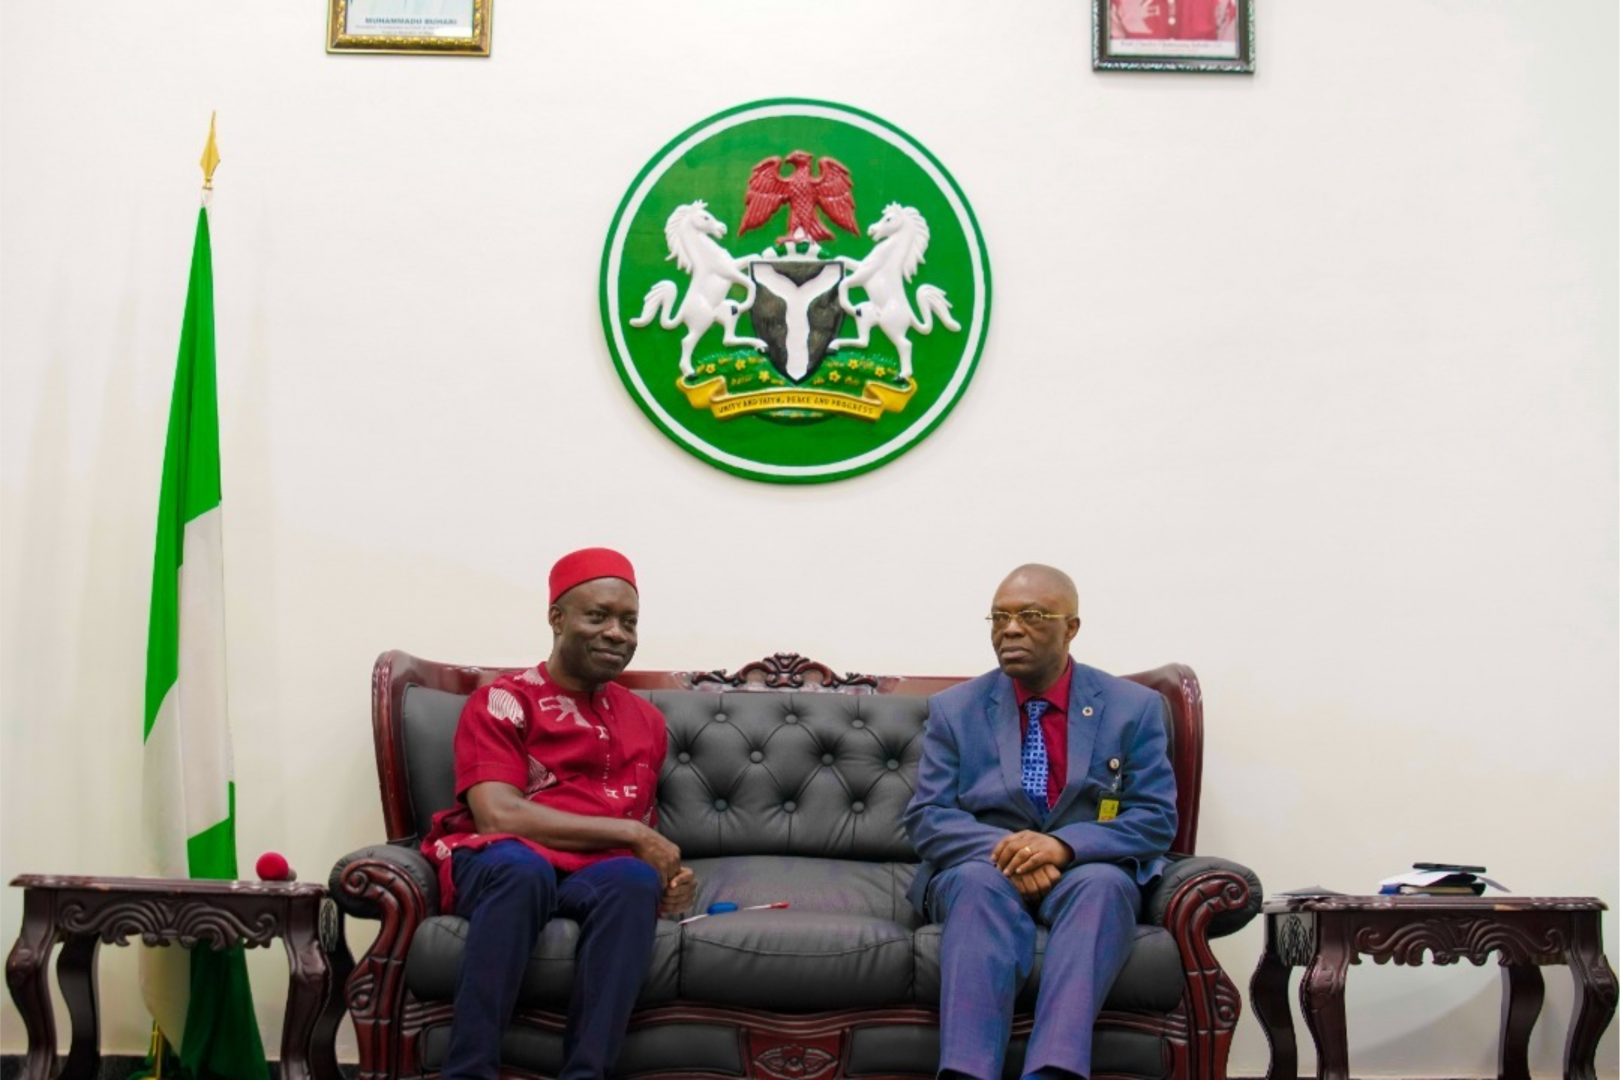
[{"xmin": 140, "ymin": 108, "xmax": 269, "ymax": 1080}]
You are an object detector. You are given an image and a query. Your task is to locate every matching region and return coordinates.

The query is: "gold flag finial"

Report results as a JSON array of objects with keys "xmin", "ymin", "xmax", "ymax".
[{"xmin": 200, "ymin": 112, "xmax": 221, "ymax": 190}]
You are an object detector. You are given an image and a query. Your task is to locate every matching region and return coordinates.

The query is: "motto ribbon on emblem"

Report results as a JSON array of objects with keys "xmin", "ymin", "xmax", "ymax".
[{"xmin": 677, "ymin": 375, "xmax": 916, "ymax": 422}]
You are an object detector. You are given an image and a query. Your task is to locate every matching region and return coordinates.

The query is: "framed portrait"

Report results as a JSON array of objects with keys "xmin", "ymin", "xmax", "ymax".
[
  {"xmin": 327, "ymin": 0, "xmax": 492, "ymax": 56},
  {"xmin": 1093, "ymin": 0, "xmax": 1254, "ymax": 73}
]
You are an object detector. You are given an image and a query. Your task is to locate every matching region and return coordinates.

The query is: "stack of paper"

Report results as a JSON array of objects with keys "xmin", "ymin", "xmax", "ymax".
[{"xmin": 1377, "ymin": 867, "xmax": 1510, "ymax": 896}]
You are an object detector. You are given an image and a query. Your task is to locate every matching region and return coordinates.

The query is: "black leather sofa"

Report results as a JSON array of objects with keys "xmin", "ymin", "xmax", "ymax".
[{"xmin": 330, "ymin": 651, "xmax": 1260, "ymax": 1080}]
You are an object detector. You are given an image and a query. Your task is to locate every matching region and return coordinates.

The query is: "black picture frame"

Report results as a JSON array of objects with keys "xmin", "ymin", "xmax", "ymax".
[{"xmin": 1093, "ymin": 0, "xmax": 1254, "ymax": 74}]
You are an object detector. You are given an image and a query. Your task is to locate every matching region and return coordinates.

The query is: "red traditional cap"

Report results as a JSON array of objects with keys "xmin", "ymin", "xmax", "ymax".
[{"xmin": 548, "ymin": 547, "xmax": 637, "ymax": 605}]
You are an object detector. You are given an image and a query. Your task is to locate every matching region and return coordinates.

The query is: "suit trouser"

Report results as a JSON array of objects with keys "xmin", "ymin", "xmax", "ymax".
[
  {"xmin": 443, "ymin": 842, "xmax": 661, "ymax": 1080},
  {"xmin": 929, "ymin": 860, "xmax": 1141, "ymax": 1080}
]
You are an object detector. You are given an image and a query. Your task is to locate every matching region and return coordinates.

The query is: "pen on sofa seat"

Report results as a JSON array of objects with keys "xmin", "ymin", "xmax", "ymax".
[{"xmin": 679, "ymin": 902, "xmax": 791, "ymax": 925}]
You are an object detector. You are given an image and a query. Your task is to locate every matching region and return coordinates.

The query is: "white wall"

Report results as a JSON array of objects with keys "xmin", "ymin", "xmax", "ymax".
[{"xmin": 2, "ymin": 1, "xmax": 1615, "ymax": 1075}]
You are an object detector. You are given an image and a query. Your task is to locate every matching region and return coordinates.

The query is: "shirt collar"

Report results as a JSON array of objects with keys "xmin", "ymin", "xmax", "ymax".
[
  {"xmin": 1013, "ymin": 658, "xmax": 1072, "ymax": 715},
  {"xmin": 537, "ymin": 661, "xmax": 606, "ymax": 705}
]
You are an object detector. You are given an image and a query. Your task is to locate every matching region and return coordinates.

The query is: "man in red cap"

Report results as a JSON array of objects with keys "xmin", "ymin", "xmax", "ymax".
[{"xmin": 421, "ymin": 547, "xmax": 695, "ymax": 1080}]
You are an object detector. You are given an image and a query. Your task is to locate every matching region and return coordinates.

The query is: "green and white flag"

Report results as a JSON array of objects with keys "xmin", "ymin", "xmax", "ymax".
[{"xmin": 138, "ymin": 201, "xmax": 270, "ymax": 1080}]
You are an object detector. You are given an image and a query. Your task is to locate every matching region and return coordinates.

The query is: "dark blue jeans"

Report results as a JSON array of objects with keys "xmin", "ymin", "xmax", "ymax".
[{"xmin": 441, "ymin": 842, "xmax": 661, "ymax": 1080}]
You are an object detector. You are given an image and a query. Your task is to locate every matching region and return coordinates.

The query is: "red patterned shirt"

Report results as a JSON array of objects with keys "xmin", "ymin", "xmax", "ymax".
[{"xmin": 421, "ymin": 662, "xmax": 667, "ymax": 910}]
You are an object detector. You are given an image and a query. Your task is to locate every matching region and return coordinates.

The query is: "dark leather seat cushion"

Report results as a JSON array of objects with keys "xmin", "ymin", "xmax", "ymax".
[
  {"xmin": 912, "ymin": 922, "xmax": 1185, "ymax": 1013},
  {"xmin": 405, "ymin": 914, "xmax": 682, "ymax": 1006},
  {"xmin": 405, "ymin": 907, "xmax": 913, "ymax": 1013},
  {"xmin": 406, "ymin": 903, "xmax": 1183, "ymax": 1016},
  {"xmin": 685, "ymin": 854, "xmax": 922, "ymax": 928},
  {"xmin": 680, "ymin": 909, "xmax": 914, "ymax": 1010}
]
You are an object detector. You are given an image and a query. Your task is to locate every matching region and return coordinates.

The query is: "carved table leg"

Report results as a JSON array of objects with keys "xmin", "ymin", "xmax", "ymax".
[
  {"xmin": 4, "ymin": 890, "xmax": 59, "ymax": 1080},
  {"xmin": 56, "ymin": 934, "xmax": 102, "ymax": 1080},
  {"xmin": 1250, "ymin": 936, "xmax": 1297, "ymax": 1080},
  {"xmin": 1297, "ymin": 922, "xmax": 1350, "ymax": 1080},
  {"xmin": 1496, "ymin": 964, "xmax": 1541, "ymax": 1080},
  {"xmin": 1562, "ymin": 917, "xmax": 1619, "ymax": 1080},
  {"xmin": 279, "ymin": 901, "xmax": 330, "ymax": 1080},
  {"xmin": 310, "ymin": 902, "xmax": 355, "ymax": 1080}
]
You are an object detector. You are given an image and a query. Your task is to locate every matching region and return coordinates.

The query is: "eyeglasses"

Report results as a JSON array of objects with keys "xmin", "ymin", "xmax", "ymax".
[{"xmin": 985, "ymin": 609, "xmax": 1073, "ymax": 629}]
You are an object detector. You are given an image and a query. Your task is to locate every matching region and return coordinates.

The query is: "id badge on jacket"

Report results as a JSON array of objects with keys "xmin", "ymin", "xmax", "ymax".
[{"xmin": 1098, "ymin": 756, "xmax": 1124, "ymax": 821}]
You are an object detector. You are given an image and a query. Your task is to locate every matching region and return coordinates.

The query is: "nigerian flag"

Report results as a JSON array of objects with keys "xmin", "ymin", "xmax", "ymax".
[{"xmin": 138, "ymin": 200, "xmax": 271, "ymax": 1080}]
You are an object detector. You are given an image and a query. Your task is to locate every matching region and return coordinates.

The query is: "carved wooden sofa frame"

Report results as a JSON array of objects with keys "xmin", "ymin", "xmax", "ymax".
[{"xmin": 331, "ymin": 651, "xmax": 1260, "ymax": 1080}]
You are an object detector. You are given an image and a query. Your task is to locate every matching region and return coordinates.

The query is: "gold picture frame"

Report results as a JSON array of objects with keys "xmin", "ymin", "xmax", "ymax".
[{"xmin": 327, "ymin": 0, "xmax": 492, "ymax": 56}]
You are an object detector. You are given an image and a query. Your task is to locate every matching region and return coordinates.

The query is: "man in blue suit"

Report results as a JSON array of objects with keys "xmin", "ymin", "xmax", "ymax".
[{"xmin": 902, "ymin": 564, "xmax": 1178, "ymax": 1080}]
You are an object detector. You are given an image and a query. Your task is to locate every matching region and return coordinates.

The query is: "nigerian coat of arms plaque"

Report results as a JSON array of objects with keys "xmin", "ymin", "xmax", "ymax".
[{"xmin": 600, "ymin": 99, "xmax": 992, "ymax": 484}]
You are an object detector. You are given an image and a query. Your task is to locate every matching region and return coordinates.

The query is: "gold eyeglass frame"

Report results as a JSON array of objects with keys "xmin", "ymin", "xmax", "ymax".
[{"xmin": 985, "ymin": 610, "xmax": 1075, "ymax": 629}]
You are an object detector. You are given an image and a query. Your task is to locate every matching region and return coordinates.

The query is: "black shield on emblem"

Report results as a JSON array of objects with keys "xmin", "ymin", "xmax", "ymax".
[{"xmin": 749, "ymin": 260, "xmax": 846, "ymax": 384}]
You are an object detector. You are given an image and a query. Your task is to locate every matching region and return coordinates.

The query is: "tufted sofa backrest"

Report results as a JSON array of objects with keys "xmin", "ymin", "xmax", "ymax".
[
  {"xmin": 649, "ymin": 690, "xmax": 929, "ymax": 861},
  {"xmin": 391, "ymin": 683, "xmax": 929, "ymax": 861},
  {"xmin": 372, "ymin": 651, "xmax": 1205, "ymax": 857}
]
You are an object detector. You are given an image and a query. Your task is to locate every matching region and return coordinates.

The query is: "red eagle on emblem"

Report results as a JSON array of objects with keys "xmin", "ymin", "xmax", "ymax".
[{"xmin": 738, "ymin": 151, "xmax": 859, "ymax": 247}]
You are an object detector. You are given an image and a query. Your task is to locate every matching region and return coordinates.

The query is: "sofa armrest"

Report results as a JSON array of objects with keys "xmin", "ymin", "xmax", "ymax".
[
  {"xmin": 329, "ymin": 842, "xmax": 439, "ymax": 1080},
  {"xmin": 329, "ymin": 842, "xmax": 439, "ymax": 920},
  {"xmin": 1141, "ymin": 855, "xmax": 1261, "ymax": 1072},
  {"xmin": 1143, "ymin": 854, "xmax": 1262, "ymax": 939}
]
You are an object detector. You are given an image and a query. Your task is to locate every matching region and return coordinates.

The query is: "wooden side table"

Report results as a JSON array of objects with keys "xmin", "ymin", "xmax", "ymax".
[
  {"xmin": 4, "ymin": 874, "xmax": 353, "ymax": 1080},
  {"xmin": 1249, "ymin": 894, "xmax": 1617, "ymax": 1080}
]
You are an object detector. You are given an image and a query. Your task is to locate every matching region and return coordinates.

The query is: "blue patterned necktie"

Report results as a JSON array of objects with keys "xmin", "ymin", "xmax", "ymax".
[{"xmin": 1021, "ymin": 699, "xmax": 1051, "ymax": 810}]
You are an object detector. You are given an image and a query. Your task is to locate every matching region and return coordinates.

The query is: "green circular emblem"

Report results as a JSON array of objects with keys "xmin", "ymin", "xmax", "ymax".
[{"xmin": 601, "ymin": 99, "xmax": 992, "ymax": 484}]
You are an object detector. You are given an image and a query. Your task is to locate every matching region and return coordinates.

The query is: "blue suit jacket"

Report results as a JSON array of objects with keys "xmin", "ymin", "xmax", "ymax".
[{"xmin": 902, "ymin": 661, "xmax": 1178, "ymax": 916}]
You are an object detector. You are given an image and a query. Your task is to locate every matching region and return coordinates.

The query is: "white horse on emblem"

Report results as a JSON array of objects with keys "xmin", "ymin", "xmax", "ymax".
[
  {"xmin": 829, "ymin": 203, "xmax": 961, "ymax": 382},
  {"xmin": 630, "ymin": 201, "xmax": 766, "ymax": 378}
]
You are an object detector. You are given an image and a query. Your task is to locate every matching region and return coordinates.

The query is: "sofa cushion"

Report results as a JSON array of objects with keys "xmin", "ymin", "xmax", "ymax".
[
  {"xmin": 404, "ymin": 912, "xmax": 681, "ymax": 1005},
  {"xmin": 687, "ymin": 855, "xmax": 922, "ymax": 930},
  {"xmin": 649, "ymin": 690, "xmax": 928, "ymax": 861},
  {"xmin": 912, "ymin": 922, "xmax": 1184, "ymax": 1013},
  {"xmin": 679, "ymin": 909, "xmax": 913, "ymax": 1010}
]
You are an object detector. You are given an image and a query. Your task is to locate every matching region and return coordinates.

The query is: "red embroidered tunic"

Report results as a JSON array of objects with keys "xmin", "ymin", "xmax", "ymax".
[{"xmin": 420, "ymin": 662, "xmax": 667, "ymax": 911}]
